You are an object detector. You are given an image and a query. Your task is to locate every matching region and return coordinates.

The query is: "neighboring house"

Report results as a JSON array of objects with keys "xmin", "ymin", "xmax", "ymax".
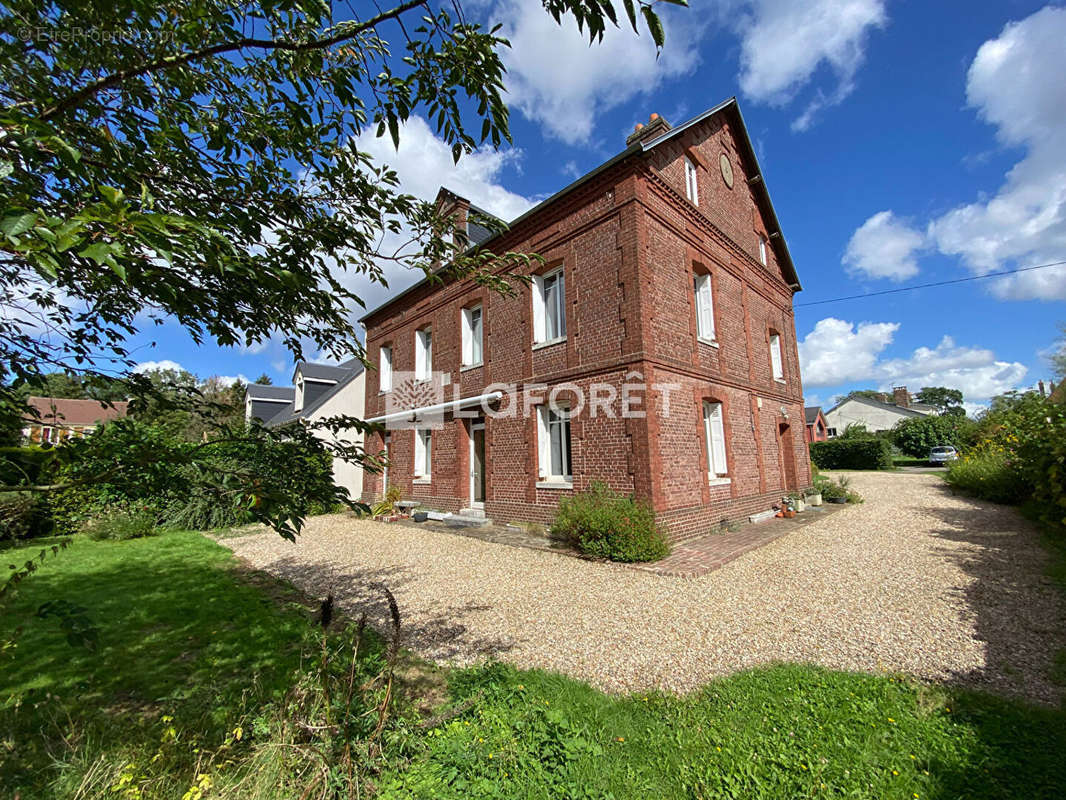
[
  {"xmin": 804, "ymin": 406, "xmax": 828, "ymax": 444},
  {"xmin": 360, "ymin": 98, "xmax": 812, "ymax": 543},
  {"xmin": 824, "ymin": 387, "xmax": 932, "ymax": 436},
  {"xmin": 245, "ymin": 359, "xmax": 365, "ymax": 498},
  {"xmin": 22, "ymin": 396, "xmax": 128, "ymax": 444}
]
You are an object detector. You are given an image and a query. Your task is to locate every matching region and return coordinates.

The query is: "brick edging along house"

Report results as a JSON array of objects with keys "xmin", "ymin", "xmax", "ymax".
[{"xmin": 360, "ymin": 98, "xmax": 812, "ymax": 543}]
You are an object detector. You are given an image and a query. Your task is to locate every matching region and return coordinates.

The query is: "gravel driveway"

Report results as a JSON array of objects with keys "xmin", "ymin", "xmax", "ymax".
[{"xmin": 221, "ymin": 473, "xmax": 1065, "ymax": 705}]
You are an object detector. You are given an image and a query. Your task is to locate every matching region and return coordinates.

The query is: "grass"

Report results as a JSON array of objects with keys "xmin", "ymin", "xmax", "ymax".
[
  {"xmin": 0, "ymin": 531, "xmax": 329, "ymax": 798},
  {"xmin": 4, "ymin": 532, "xmax": 1066, "ymax": 799}
]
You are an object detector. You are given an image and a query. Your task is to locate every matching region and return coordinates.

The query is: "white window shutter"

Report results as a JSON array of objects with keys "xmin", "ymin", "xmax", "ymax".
[
  {"xmin": 709, "ymin": 403, "xmax": 728, "ymax": 475},
  {"xmin": 532, "ymin": 275, "xmax": 546, "ymax": 343},
  {"xmin": 461, "ymin": 308, "xmax": 472, "ymax": 365},
  {"xmin": 414, "ymin": 332, "xmax": 424, "ymax": 380},
  {"xmin": 770, "ymin": 334, "xmax": 783, "ymax": 380},
  {"xmin": 413, "ymin": 429, "xmax": 425, "ymax": 476},
  {"xmin": 424, "ymin": 331, "xmax": 432, "ymax": 375},
  {"xmin": 380, "ymin": 346, "xmax": 392, "ymax": 391},
  {"xmin": 695, "ymin": 274, "xmax": 715, "ymax": 340},
  {"xmin": 537, "ymin": 406, "xmax": 550, "ymax": 477}
]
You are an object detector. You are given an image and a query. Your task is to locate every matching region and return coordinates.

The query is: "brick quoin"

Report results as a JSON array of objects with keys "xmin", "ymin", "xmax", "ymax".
[{"xmin": 361, "ymin": 99, "xmax": 812, "ymax": 543}]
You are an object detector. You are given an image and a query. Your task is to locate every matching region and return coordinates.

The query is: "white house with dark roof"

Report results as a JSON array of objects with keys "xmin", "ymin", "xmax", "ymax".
[
  {"xmin": 245, "ymin": 358, "xmax": 365, "ymax": 497},
  {"xmin": 824, "ymin": 387, "xmax": 933, "ymax": 437}
]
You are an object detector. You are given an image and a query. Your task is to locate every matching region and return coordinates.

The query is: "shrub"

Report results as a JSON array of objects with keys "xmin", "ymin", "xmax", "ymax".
[
  {"xmin": 551, "ymin": 482, "xmax": 669, "ymax": 562},
  {"xmin": 0, "ymin": 491, "xmax": 53, "ymax": 538},
  {"xmin": 82, "ymin": 508, "xmax": 159, "ymax": 541},
  {"xmin": 945, "ymin": 449, "xmax": 1031, "ymax": 506},
  {"xmin": 0, "ymin": 446, "xmax": 57, "ymax": 486},
  {"xmin": 893, "ymin": 415, "xmax": 975, "ymax": 458},
  {"xmin": 371, "ymin": 485, "xmax": 404, "ymax": 517},
  {"xmin": 809, "ymin": 438, "xmax": 893, "ymax": 470}
]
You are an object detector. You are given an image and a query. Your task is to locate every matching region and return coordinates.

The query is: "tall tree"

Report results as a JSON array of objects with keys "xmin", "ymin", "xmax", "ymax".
[
  {"xmin": 254, "ymin": 374, "xmax": 273, "ymax": 386},
  {"xmin": 914, "ymin": 387, "xmax": 965, "ymax": 416},
  {"xmin": 0, "ymin": 0, "xmax": 684, "ymax": 536},
  {"xmin": 1052, "ymin": 322, "xmax": 1066, "ymax": 381}
]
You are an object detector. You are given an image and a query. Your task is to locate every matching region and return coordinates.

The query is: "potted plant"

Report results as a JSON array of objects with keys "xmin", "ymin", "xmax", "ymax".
[
  {"xmin": 804, "ymin": 486, "xmax": 822, "ymax": 506},
  {"xmin": 787, "ymin": 491, "xmax": 806, "ymax": 512}
]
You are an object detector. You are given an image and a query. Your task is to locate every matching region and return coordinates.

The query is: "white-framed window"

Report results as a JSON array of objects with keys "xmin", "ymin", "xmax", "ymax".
[
  {"xmin": 769, "ymin": 332, "xmax": 784, "ymax": 382},
  {"xmin": 759, "ymin": 235, "xmax": 768, "ymax": 266},
  {"xmin": 462, "ymin": 305, "xmax": 483, "ymax": 366},
  {"xmin": 702, "ymin": 401, "xmax": 729, "ymax": 479},
  {"xmin": 826, "ymin": 427, "xmax": 838, "ymax": 438},
  {"xmin": 532, "ymin": 268, "xmax": 566, "ymax": 344},
  {"xmin": 693, "ymin": 272, "xmax": 716, "ymax": 341},
  {"xmin": 536, "ymin": 404, "xmax": 572, "ymax": 481},
  {"xmin": 380, "ymin": 345, "xmax": 393, "ymax": 392},
  {"xmin": 684, "ymin": 157, "xmax": 699, "ymax": 205},
  {"xmin": 415, "ymin": 328, "xmax": 432, "ymax": 380},
  {"xmin": 413, "ymin": 428, "xmax": 432, "ymax": 478}
]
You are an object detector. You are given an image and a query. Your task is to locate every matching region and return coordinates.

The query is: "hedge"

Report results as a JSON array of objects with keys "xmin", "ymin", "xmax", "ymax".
[{"xmin": 809, "ymin": 438, "xmax": 893, "ymax": 470}]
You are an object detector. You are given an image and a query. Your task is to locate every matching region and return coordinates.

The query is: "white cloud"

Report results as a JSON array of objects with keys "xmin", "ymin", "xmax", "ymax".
[
  {"xmin": 843, "ymin": 211, "xmax": 925, "ymax": 281},
  {"xmin": 799, "ymin": 318, "xmax": 1028, "ymax": 401},
  {"xmin": 134, "ymin": 359, "xmax": 185, "ymax": 374},
  {"xmin": 735, "ymin": 0, "xmax": 887, "ymax": 130},
  {"xmin": 341, "ymin": 114, "xmax": 537, "ymax": 314},
  {"xmin": 798, "ymin": 317, "xmax": 899, "ymax": 386},
  {"xmin": 492, "ymin": 0, "xmax": 701, "ymax": 145},
  {"xmin": 923, "ymin": 6, "xmax": 1066, "ymax": 300}
]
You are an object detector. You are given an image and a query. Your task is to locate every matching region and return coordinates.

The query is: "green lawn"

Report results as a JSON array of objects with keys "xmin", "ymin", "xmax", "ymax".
[{"xmin": 3, "ymin": 532, "xmax": 1065, "ymax": 799}]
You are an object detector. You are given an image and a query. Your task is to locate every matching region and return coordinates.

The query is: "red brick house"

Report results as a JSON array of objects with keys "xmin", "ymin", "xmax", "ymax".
[
  {"xmin": 805, "ymin": 406, "xmax": 828, "ymax": 444},
  {"xmin": 360, "ymin": 98, "xmax": 812, "ymax": 542}
]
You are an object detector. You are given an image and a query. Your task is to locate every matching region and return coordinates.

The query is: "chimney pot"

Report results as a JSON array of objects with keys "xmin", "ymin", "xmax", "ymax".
[
  {"xmin": 634, "ymin": 123, "xmax": 644, "ymax": 132},
  {"xmin": 649, "ymin": 112, "xmax": 659, "ymax": 122}
]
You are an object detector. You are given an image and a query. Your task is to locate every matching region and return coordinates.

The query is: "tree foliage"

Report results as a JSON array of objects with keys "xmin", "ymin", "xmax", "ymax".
[
  {"xmin": 914, "ymin": 386, "xmax": 965, "ymax": 416},
  {"xmin": 892, "ymin": 414, "xmax": 975, "ymax": 458},
  {"xmin": 0, "ymin": 0, "xmax": 684, "ymax": 535}
]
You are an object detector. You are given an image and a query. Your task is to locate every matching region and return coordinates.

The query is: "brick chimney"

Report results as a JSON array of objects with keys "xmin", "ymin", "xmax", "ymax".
[
  {"xmin": 892, "ymin": 386, "xmax": 910, "ymax": 408},
  {"xmin": 626, "ymin": 112, "xmax": 672, "ymax": 147}
]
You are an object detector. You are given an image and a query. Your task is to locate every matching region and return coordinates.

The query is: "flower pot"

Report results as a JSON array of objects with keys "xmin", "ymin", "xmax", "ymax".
[
  {"xmin": 412, "ymin": 511, "xmax": 429, "ymax": 523},
  {"xmin": 783, "ymin": 509, "xmax": 796, "ymax": 518},
  {"xmin": 828, "ymin": 496, "xmax": 847, "ymax": 504},
  {"xmin": 806, "ymin": 493, "xmax": 823, "ymax": 506},
  {"xmin": 794, "ymin": 499, "xmax": 806, "ymax": 512}
]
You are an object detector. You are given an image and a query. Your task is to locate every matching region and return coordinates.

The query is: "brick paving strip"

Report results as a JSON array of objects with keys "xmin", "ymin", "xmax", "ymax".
[{"xmin": 633, "ymin": 504, "xmax": 848, "ymax": 577}]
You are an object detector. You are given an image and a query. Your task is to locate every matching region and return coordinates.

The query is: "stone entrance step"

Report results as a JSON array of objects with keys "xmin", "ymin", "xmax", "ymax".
[
  {"xmin": 458, "ymin": 507, "xmax": 486, "ymax": 518},
  {"xmin": 444, "ymin": 513, "xmax": 492, "ymax": 528}
]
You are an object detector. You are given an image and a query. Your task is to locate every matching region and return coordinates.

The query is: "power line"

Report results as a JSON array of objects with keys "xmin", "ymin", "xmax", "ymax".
[{"xmin": 794, "ymin": 259, "xmax": 1066, "ymax": 308}]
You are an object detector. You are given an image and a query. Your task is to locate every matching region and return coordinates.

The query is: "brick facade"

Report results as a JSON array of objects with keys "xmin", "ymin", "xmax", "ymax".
[{"xmin": 361, "ymin": 100, "xmax": 812, "ymax": 543}]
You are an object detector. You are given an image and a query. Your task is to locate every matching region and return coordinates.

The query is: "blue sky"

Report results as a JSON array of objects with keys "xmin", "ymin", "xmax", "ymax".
[{"xmin": 130, "ymin": 0, "xmax": 1066, "ymax": 413}]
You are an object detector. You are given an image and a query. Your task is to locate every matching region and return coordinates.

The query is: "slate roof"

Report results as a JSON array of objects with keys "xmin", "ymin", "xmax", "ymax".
[
  {"xmin": 26, "ymin": 396, "xmax": 128, "ymax": 426},
  {"xmin": 246, "ymin": 384, "xmax": 296, "ymax": 401},
  {"xmin": 264, "ymin": 359, "xmax": 364, "ymax": 427},
  {"xmin": 825, "ymin": 395, "xmax": 926, "ymax": 418},
  {"xmin": 804, "ymin": 406, "xmax": 824, "ymax": 425},
  {"xmin": 360, "ymin": 96, "xmax": 800, "ymax": 325}
]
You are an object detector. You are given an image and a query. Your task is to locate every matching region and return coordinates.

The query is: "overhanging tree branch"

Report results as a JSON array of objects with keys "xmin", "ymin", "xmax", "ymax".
[{"xmin": 40, "ymin": 0, "xmax": 428, "ymax": 121}]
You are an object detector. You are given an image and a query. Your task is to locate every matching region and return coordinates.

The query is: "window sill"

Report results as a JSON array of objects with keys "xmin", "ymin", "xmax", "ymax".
[
  {"xmin": 412, "ymin": 476, "xmax": 432, "ymax": 485},
  {"xmin": 460, "ymin": 361, "xmax": 484, "ymax": 372},
  {"xmin": 532, "ymin": 336, "xmax": 567, "ymax": 351},
  {"xmin": 697, "ymin": 336, "xmax": 720, "ymax": 348},
  {"xmin": 378, "ymin": 389, "xmax": 391, "ymax": 395},
  {"xmin": 536, "ymin": 479, "xmax": 573, "ymax": 490},
  {"xmin": 774, "ymin": 378, "xmax": 786, "ymax": 385},
  {"xmin": 707, "ymin": 476, "xmax": 732, "ymax": 487}
]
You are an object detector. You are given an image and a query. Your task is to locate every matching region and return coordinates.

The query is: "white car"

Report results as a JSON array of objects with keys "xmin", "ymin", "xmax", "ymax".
[{"xmin": 928, "ymin": 446, "xmax": 959, "ymax": 466}]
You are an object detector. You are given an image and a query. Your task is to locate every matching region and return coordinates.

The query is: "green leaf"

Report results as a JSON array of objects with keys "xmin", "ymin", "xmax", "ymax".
[
  {"xmin": 99, "ymin": 185, "xmax": 125, "ymax": 207},
  {"xmin": 0, "ymin": 160, "xmax": 13, "ymax": 179},
  {"xmin": 622, "ymin": 0, "xmax": 638, "ymax": 31},
  {"xmin": 79, "ymin": 242, "xmax": 113, "ymax": 265},
  {"xmin": 641, "ymin": 6, "xmax": 665, "ymax": 50},
  {"xmin": 1, "ymin": 213, "xmax": 37, "ymax": 238}
]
